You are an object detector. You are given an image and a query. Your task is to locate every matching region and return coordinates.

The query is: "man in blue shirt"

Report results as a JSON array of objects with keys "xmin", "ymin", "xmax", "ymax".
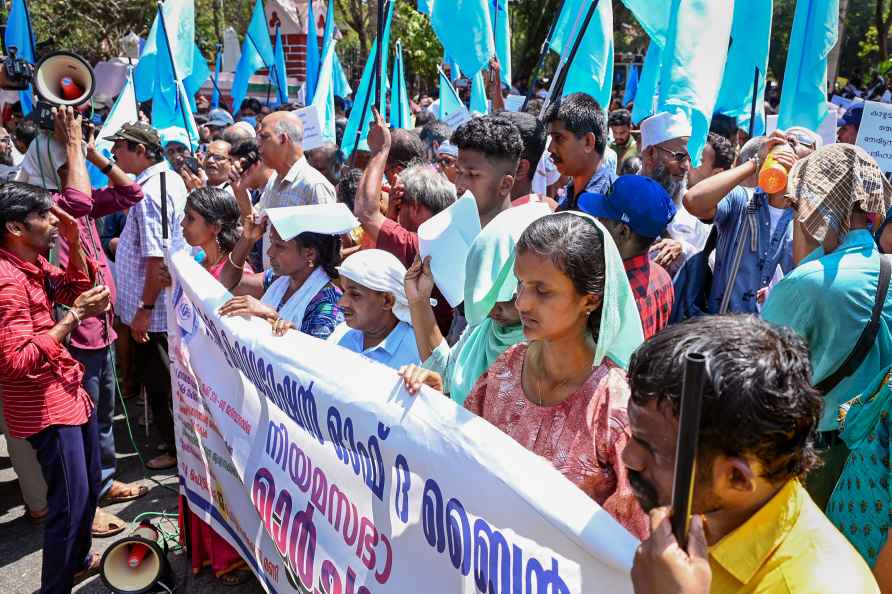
[
  {"xmin": 684, "ymin": 132, "xmax": 799, "ymax": 313},
  {"xmin": 327, "ymin": 249, "xmax": 421, "ymax": 370},
  {"xmin": 762, "ymin": 143, "xmax": 892, "ymax": 509}
]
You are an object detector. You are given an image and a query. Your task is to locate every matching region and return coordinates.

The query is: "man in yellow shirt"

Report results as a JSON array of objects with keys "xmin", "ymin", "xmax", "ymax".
[{"xmin": 623, "ymin": 316, "xmax": 879, "ymax": 594}]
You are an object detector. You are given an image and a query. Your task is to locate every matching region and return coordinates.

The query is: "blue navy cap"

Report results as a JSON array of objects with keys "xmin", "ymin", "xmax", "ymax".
[{"xmin": 578, "ymin": 175, "xmax": 677, "ymax": 238}]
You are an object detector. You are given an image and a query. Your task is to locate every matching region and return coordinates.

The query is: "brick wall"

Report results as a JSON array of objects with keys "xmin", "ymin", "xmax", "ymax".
[{"xmin": 269, "ymin": 33, "xmax": 324, "ymax": 83}]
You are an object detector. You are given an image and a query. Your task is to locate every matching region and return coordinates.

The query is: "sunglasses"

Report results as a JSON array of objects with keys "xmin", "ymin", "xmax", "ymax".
[{"xmin": 654, "ymin": 144, "xmax": 691, "ymax": 163}]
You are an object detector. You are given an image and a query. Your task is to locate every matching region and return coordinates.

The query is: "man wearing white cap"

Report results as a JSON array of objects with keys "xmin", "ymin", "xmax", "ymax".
[
  {"xmin": 328, "ymin": 249, "xmax": 422, "ymax": 370},
  {"xmin": 640, "ymin": 111, "xmax": 709, "ymax": 273}
]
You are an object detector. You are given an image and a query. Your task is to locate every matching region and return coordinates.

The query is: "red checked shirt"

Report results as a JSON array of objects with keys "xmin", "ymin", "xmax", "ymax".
[
  {"xmin": 0, "ymin": 247, "xmax": 95, "ymax": 438},
  {"xmin": 624, "ymin": 254, "xmax": 674, "ymax": 340}
]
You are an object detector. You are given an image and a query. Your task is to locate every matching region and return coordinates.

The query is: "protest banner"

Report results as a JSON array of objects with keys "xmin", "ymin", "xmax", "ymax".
[
  {"xmin": 856, "ymin": 101, "xmax": 892, "ymax": 180},
  {"xmin": 167, "ymin": 250, "xmax": 638, "ymax": 594}
]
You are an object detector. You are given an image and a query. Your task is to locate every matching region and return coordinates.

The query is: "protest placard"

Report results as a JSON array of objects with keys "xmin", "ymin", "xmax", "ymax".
[
  {"xmin": 856, "ymin": 101, "xmax": 892, "ymax": 178},
  {"xmin": 167, "ymin": 251, "xmax": 637, "ymax": 594},
  {"xmin": 295, "ymin": 102, "xmax": 324, "ymax": 151}
]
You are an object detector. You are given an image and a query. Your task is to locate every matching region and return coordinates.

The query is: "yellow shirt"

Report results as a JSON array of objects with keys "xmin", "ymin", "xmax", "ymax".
[{"xmin": 709, "ymin": 480, "xmax": 879, "ymax": 594}]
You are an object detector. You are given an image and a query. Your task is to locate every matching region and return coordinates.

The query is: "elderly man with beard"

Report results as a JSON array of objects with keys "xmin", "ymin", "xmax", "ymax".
[
  {"xmin": 624, "ymin": 316, "xmax": 879, "ymax": 594},
  {"xmin": 640, "ymin": 112, "xmax": 710, "ymax": 275}
]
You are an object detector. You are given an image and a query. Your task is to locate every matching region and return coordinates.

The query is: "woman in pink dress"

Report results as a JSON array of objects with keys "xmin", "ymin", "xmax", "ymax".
[
  {"xmin": 179, "ymin": 186, "xmax": 254, "ymax": 585},
  {"xmin": 403, "ymin": 212, "xmax": 648, "ymax": 538}
]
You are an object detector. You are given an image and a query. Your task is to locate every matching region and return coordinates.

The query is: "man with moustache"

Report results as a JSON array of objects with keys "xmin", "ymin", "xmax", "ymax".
[
  {"xmin": 640, "ymin": 112, "xmax": 710, "ymax": 275},
  {"xmin": 623, "ymin": 316, "xmax": 879, "ymax": 594}
]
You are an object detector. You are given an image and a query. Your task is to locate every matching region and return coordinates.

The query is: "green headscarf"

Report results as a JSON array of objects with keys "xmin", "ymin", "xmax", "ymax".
[{"xmin": 443, "ymin": 203, "xmax": 551, "ymax": 404}]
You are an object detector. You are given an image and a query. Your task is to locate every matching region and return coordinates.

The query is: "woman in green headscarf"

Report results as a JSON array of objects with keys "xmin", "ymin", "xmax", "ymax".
[
  {"xmin": 404, "ymin": 211, "xmax": 647, "ymax": 538},
  {"xmin": 402, "ymin": 203, "xmax": 550, "ymax": 405}
]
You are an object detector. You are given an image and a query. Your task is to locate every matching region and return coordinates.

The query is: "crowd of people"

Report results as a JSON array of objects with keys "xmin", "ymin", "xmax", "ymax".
[{"xmin": 1, "ymin": 53, "xmax": 892, "ymax": 594}]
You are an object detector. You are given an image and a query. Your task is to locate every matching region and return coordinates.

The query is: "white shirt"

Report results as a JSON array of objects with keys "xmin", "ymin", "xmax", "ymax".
[
  {"xmin": 768, "ymin": 204, "xmax": 786, "ymax": 237},
  {"xmin": 257, "ymin": 155, "xmax": 336, "ymax": 267},
  {"xmin": 665, "ymin": 202, "xmax": 711, "ymax": 272}
]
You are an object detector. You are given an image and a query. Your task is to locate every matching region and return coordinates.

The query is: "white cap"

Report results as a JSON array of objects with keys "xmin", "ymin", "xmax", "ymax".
[{"xmin": 640, "ymin": 111, "xmax": 692, "ymax": 150}]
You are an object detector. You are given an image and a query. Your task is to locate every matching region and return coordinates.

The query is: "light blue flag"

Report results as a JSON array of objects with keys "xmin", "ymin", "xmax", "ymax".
[
  {"xmin": 341, "ymin": 38, "xmax": 381, "ymax": 158},
  {"xmin": 446, "ymin": 53, "xmax": 462, "ymax": 82},
  {"xmin": 231, "ymin": 0, "xmax": 275, "ymax": 113},
  {"xmin": 657, "ymin": 0, "xmax": 733, "ymax": 165},
  {"xmin": 333, "ymin": 53, "xmax": 353, "ymax": 98},
  {"xmin": 438, "ymin": 69, "xmax": 465, "ymax": 120},
  {"xmin": 312, "ymin": 41, "xmax": 336, "ymax": 143},
  {"xmin": 273, "ymin": 24, "xmax": 289, "ymax": 104},
  {"xmin": 714, "ymin": 0, "xmax": 772, "ymax": 136},
  {"xmin": 390, "ymin": 41, "xmax": 412, "ymax": 129},
  {"xmin": 305, "ymin": 0, "xmax": 320, "ymax": 100},
  {"xmin": 620, "ymin": 0, "xmax": 671, "ymax": 49},
  {"xmin": 378, "ymin": 0, "xmax": 396, "ymax": 114},
  {"xmin": 431, "ymin": 0, "xmax": 496, "ymax": 76},
  {"xmin": 549, "ymin": 0, "xmax": 614, "ymax": 107},
  {"xmin": 491, "ymin": 0, "xmax": 511, "ymax": 87},
  {"xmin": 777, "ymin": 0, "xmax": 839, "ymax": 131},
  {"xmin": 470, "ymin": 70, "xmax": 488, "ymax": 114},
  {"xmin": 631, "ymin": 42, "xmax": 660, "ymax": 123},
  {"xmin": 4, "ymin": 0, "xmax": 35, "ymax": 115},
  {"xmin": 134, "ymin": 0, "xmax": 198, "ymax": 103},
  {"xmin": 322, "ymin": 1, "xmax": 335, "ymax": 56},
  {"xmin": 184, "ymin": 45, "xmax": 210, "ymax": 111},
  {"xmin": 155, "ymin": 81, "xmax": 201, "ymax": 149},
  {"xmin": 211, "ymin": 47, "xmax": 222, "ymax": 108},
  {"xmin": 418, "ymin": 0, "xmax": 434, "ymax": 15},
  {"xmin": 623, "ymin": 64, "xmax": 639, "ymax": 107}
]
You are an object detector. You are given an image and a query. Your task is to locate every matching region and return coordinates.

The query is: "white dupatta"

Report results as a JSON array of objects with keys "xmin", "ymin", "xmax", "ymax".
[{"xmin": 260, "ymin": 267, "xmax": 331, "ymax": 330}]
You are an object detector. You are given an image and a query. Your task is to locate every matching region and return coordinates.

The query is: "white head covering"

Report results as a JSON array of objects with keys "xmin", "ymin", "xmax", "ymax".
[
  {"xmin": 785, "ymin": 126, "xmax": 823, "ymax": 149},
  {"xmin": 337, "ymin": 249, "xmax": 412, "ymax": 323},
  {"xmin": 159, "ymin": 126, "xmax": 191, "ymax": 149},
  {"xmin": 640, "ymin": 111, "xmax": 692, "ymax": 150},
  {"xmin": 16, "ymin": 131, "xmax": 70, "ymax": 190},
  {"xmin": 266, "ymin": 203, "xmax": 359, "ymax": 241}
]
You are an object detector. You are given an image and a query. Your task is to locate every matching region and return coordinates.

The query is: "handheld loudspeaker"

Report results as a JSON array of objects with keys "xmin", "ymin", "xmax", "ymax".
[
  {"xmin": 99, "ymin": 522, "xmax": 176, "ymax": 593},
  {"xmin": 32, "ymin": 51, "xmax": 95, "ymax": 132}
]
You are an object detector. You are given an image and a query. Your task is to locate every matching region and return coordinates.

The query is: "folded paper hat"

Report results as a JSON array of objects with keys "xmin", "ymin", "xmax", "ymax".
[
  {"xmin": 265, "ymin": 203, "xmax": 359, "ymax": 242},
  {"xmin": 640, "ymin": 111, "xmax": 692, "ymax": 150}
]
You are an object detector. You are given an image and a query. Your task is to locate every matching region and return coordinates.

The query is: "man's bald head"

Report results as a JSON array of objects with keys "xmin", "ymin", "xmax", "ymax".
[{"xmin": 258, "ymin": 111, "xmax": 305, "ymax": 172}]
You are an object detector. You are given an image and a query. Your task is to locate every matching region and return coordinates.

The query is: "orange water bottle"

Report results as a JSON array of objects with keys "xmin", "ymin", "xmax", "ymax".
[{"xmin": 758, "ymin": 149, "xmax": 789, "ymax": 194}]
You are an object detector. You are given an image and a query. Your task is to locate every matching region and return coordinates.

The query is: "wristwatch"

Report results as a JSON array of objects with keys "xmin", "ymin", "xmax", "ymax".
[
  {"xmin": 101, "ymin": 161, "xmax": 114, "ymax": 175},
  {"xmin": 137, "ymin": 299, "xmax": 155, "ymax": 311}
]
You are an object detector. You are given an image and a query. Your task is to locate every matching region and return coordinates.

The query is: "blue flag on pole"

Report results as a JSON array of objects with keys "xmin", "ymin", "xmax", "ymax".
[
  {"xmin": 548, "ymin": 0, "xmax": 614, "ymax": 107},
  {"xmin": 631, "ymin": 42, "xmax": 660, "ymax": 123},
  {"xmin": 714, "ymin": 0, "xmax": 772, "ymax": 136},
  {"xmin": 620, "ymin": 0, "xmax": 671, "ymax": 48},
  {"xmin": 4, "ymin": 0, "xmax": 35, "ymax": 115},
  {"xmin": 211, "ymin": 48, "xmax": 222, "ymax": 108},
  {"xmin": 134, "ymin": 2, "xmax": 206, "ymax": 147},
  {"xmin": 431, "ymin": 0, "xmax": 495, "ymax": 76},
  {"xmin": 657, "ymin": 0, "xmax": 733, "ymax": 165},
  {"xmin": 623, "ymin": 64, "xmax": 639, "ymax": 107},
  {"xmin": 231, "ymin": 0, "xmax": 275, "ymax": 113},
  {"xmin": 778, "ymin": 0, "xmax": 839, "ymax": 131},
  {"xmin": 470, "ymin": 70, "xmax": 488, "ymax": 114},
  {"xmin": 306, "ymin": 0, "xmax": 320, "ymax": 100},
  {"xmin": 378, "ymin": 0, "xmax": 396, "ymax": 114},
  {"xmin": 438, "ymin": 69, "xmax": 465, "ymax": 120},
  {"xmin": 418, "ymin": 0, "xmax": 434, "ymax": 16},
  {"xmin": 312, "ymin": 41, "xmax": 337, "ymax": 144},
  {"xmin": 446, "ymin": 53, "xmax": 462, "ymax": 82},
  {"xmin": 273, "ymin": 25, "xmax": 289, "ymax": 104},
  {"xmin": 322, "ymin": 1, "xmax": 335, "ymax": 56},
  {"xmin": 341, "ymin": 38, "xmax": 381, "ymax": 158},
  {"xmin": 390, "ymin": 41, "xmax": 412, "ymax": 129},
  {"xmin": 333, "ymin": 53, "xmax": 353, "ymax": 98},
  {"xmin": 491, "ymin": 0, "xmax": 511, "ymax": 87}
]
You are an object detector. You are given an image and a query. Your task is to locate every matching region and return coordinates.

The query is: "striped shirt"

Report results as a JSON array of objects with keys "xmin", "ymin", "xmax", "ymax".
[{"xmin": 0, "ymin": 247, "xmax": 95, "ymax": 438}]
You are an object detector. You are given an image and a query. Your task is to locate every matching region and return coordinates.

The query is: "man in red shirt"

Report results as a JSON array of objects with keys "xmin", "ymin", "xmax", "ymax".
[
  {"xmin": 579, "ymin": 175, "xmax": 677, "ymax": 339},
  {"xmin": 0, "ymin": 182, "xmax": 110, "ymax": 591}
]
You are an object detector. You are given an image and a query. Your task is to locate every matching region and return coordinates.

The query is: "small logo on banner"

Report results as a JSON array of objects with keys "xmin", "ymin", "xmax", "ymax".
[{"xmin": 174, "ymin": 282, "xmax": 198, "ymax": 338}]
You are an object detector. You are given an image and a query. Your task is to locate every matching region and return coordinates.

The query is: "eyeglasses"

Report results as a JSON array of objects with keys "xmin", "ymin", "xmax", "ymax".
[
  {"xmin": 787, "ymin": 133, "xmax": 816, "ymax": 150},
  {"xmin": 654, "ymin": 144, "xmax": 691, "ymax": 163}
]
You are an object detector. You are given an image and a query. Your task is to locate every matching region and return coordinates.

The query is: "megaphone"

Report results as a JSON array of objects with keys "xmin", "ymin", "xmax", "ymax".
[
  {"xmin": 32, "ymin": 51, "xmax": 95, "ymax": 132},
  {"xmin": 99, "ymin": 522, "xmax": 176, "ymax": 593}
]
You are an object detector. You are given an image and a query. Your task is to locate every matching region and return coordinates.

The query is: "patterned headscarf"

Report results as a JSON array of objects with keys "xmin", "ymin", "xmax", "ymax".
[{"xmin": 788, "ymin": 144, "xmax": 892, "ymax": 243}]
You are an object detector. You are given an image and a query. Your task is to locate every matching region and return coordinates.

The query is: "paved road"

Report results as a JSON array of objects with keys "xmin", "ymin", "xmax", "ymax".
[{"xmin": 0, "ymin": 395, "xmax": 264, "ymax": 593}]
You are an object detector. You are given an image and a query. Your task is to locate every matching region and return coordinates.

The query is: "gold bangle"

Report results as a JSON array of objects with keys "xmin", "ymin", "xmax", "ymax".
[{"xmin": 227, "ymin": 252, "xmax": 245, "ymax": 270}]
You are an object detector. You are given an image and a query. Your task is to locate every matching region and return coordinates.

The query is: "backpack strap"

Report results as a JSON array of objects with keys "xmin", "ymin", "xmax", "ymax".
[{"xmin": 815, "ymin": 255, "xmax": 892, "ymax": 394}]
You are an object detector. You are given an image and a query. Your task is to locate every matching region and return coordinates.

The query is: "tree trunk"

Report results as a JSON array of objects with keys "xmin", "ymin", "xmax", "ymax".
[
  {"xmin": 828, "ymin": 0, "xmax": 849, "ymax": 86},
  {"xmin": 876, "ymin": 0, "xmax": 892, "ymax": 61}
]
